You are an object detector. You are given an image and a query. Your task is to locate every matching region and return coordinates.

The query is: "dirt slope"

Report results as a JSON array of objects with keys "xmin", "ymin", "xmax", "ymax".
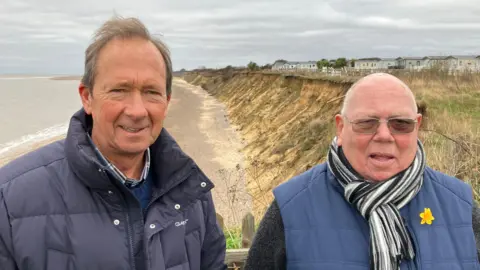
[
  {"xmin": 184, "ymin": 71, "xmax": 353, "ymax": 218},
  {"xmin": 184, "ymin": 70, "xmax": 479, "ymax": 220}
]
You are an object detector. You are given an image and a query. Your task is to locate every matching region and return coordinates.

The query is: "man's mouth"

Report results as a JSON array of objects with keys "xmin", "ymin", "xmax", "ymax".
[
  {"xmin": 369, "ymin": 153, "xmax": 395, "ymax": 161},
  {"xmin": 120, "ymin": 126, "xmax": 145, "ymax": 133}
]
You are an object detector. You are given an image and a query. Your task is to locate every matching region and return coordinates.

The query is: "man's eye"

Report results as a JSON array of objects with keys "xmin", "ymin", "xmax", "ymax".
[
  {"xmin": 357, "ymin": 119, "xmax": 377, "ymax": 125},
  {"xmin": 146, "ymin": 89, "xmax": 163, "ymax": 96},
  {"xmin": 111, "ymin": 88, "xmax": 125, "ymax": 93}
]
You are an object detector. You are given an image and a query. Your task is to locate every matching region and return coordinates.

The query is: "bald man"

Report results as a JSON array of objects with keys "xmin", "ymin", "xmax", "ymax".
[{"xmin": 244, "ymin": 73, "xmax": 480, "ymax": 270}]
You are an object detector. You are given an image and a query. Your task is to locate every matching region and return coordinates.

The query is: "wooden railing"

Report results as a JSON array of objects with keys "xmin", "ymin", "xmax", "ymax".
[{"xmin": 217, "ymin": 212, "xmax": 256, "ymax": 269}]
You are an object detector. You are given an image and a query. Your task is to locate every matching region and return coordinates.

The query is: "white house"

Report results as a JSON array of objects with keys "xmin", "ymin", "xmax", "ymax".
[
  {"xmin": 354, "ymin": 58, "xmax": 381, "ymax": 70},
  {"xmin": 377, "ymin": 58, "xmax": 398, "ymax": 69},
  {"xmin": 397, "ymin": 57, "xmax": 428, "ymax": 70},
  {"xmin": 271, "ymin": 60, "xmax": 317, "ymax": 71},
  {"xmin": 295, "ymin": 61, "xmax": 318, "ymax": 71},
  {"xmin": 423, "ymin": 56, "xmax": 450, "ymax": 70},
  {"xmin": 421, "ymin": 55, "xmax": 480, "ymax": 71},
  {"xmin": 446, "ymin": 55, "xmax": 480, "ymax": 71},
  {"xmin": 354, "ymin": 58, "xmax": 399, "ymax": 70},
  {"xmin": 272, "ymin": 60, "xmax": 288, "ymax": 70}
]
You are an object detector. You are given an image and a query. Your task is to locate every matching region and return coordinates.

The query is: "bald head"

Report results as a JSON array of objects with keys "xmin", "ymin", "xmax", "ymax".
[
  {"xmin": 340, "ymin": 73, "xmax": 417, "ymax": 116},
  {"xmin": 335, "ymin": 72, "xmax": 422, "ymax": 182}
]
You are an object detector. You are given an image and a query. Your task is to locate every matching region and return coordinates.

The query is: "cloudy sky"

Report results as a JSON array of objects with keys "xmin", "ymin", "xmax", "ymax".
[{"xmin": 1, "ymin": 0, "xmax": 479, "ymax": 75}]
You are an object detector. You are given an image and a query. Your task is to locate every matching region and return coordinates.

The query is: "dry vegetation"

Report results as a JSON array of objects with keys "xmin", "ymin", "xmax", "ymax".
[
  {"xmin": 183, "ymin": 68, "xmax": 479, "ymax": 220},
  {"xmin": 397, "ymin": 69, "xmax": 480, "ymax": 200}
]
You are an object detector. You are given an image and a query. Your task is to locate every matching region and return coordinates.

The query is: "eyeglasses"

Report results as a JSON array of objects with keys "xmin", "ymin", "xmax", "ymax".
[{"xmin": 343, "ymin": 116, "xmax": 418, "ymax": 134}]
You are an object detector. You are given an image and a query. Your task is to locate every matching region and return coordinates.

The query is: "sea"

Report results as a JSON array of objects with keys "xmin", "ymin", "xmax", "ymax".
[{"xmin": 0, "ymin": 76, "xmax": 82, "ymax": 160}]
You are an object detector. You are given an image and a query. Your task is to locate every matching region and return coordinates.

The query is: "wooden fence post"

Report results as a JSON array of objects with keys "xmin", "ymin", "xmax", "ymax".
[
  {"xmin": 241, "ymin": 213, "xmax": 255, "ymax": 248},
  {"xmin": 216, "ymin": 213, "xmax": 224, "ymax": 231}
]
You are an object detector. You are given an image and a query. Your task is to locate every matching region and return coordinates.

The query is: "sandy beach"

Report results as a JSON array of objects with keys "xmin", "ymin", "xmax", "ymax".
[
  {"xmin": 0, "ymin": 77, "xmax": 251, "ymax": 228},
  {"xmin": 165, "ymin": 79, "xmax": 251, "ymax": 227}
]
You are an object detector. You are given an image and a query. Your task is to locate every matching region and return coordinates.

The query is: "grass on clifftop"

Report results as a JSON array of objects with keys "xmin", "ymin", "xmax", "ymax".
[{"xmin": 399, "ymin": 70, "xmax": 480, "ymax": 199}]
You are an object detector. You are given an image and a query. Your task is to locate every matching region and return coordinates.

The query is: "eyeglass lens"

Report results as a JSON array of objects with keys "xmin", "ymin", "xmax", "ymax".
[{"xmin": 353, "ymin": 119, "xmax": 416, "ymax": 134}]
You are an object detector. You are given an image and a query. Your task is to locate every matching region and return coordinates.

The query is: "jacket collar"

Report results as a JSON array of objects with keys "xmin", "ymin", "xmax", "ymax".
[{"xmin": 64, "ymin": 108, "xmax": 214, "ymax": 194}]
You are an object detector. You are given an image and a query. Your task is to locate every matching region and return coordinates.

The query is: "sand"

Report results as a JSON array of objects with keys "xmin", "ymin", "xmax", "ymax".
[{"xmin": 165, "ymin": 78, "xmax": 251, "ymax": 227}]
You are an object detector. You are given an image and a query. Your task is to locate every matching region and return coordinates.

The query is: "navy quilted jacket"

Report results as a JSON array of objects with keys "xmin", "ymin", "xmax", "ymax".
[{"xmin": 0, "ymin": 109, "xmax": 227, "ymax": 270}]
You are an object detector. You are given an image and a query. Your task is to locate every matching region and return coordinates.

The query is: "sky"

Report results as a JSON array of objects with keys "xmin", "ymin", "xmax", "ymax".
[{"xmin": 1, "ymin": 0, "xmax": 480, "ymax": 75}]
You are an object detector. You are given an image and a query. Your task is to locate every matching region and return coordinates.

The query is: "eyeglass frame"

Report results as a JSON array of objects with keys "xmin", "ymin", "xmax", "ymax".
[{"xmin": 342, "ymin": 115, "xmax": 420, "ymax": 134}]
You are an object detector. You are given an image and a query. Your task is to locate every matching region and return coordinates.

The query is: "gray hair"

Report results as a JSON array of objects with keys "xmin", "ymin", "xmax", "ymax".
[{"xmin": 81, "ymin": 15, "xmax": 173, "ymax": 96}]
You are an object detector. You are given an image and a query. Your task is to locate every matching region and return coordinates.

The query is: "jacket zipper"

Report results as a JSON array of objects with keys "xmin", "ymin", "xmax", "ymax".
[
  {"xmin": 124, "ymin": 199, "xmax": 136, "ymax": 270},
  {"xmin": 100, "ymin": 168, "xmax": 140, "ymax": 270},
  {"xmin": 405, "ymin": 222, "xmax": 420, "ymax": 270},
  {"xmin": 100, "ymin": 170, "xmax": 137, "ymax": 270},
  {"xmin": 143, "ymin": 168, "xmax": 194, "ymax": 269}
]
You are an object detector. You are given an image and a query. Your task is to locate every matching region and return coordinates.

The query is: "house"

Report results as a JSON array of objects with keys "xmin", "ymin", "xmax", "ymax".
[
  {"xmin": 296, "ymin": 61, "xmax": 318, "ymax": 71},
  {"xmin": 397, "ymin": 57, "xmax": 428, "ymax": 70},
  {"xmin": 421, "ymin": 55, "xmax": 480, "ymax": 71},
  {"xmin": 271, "ymin": 60, "xmax": 317, "ymax": 71},
  {"xmin": 272, "ymin": 60, "xmax": 288, "ymax": 70},
  {"xmin": 423, "ymin": 56, "xmax": 450, "ymax": 70},
  {"xmin": 354, "ymin": 58, "xmax": 381, "ymax": 70},
  {"xmin": 354, "ymin": 57, "xmax": 399, "ymax": 70},
  {"xmin": 378, "ymin": 58, "xmax": 399, "ymax": 69},
  {"xmin": 446, "ymin": 55, "xmax": 480, "ymax": 71}
]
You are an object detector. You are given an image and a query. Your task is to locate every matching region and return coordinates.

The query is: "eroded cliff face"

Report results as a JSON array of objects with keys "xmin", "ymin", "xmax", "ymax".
[
  {"xmin": 184, "ymin": 70, "xmax": 480, "ymax": 220},
  {"xmin": 184, "ymin": 71, "xmax": 353, "ymax": 218}
]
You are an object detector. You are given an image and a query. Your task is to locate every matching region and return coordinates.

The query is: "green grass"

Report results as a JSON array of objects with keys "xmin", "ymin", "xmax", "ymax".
[
  {"xmin": 224, "ymin": 223, "xmax": 262, "ymax": 249},
  {"xmin": 428, "ymin": 95, "xmax": 480, "ymax": 120},
  {"xmin": 224, "ymin": 228, "xmax": 242, "ymax": 249}
]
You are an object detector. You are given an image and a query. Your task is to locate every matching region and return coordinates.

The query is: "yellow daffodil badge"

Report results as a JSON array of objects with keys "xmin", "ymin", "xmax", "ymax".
[{"xmin": 420, "ymin": 208, "xmax": 435, "ymax": 225}]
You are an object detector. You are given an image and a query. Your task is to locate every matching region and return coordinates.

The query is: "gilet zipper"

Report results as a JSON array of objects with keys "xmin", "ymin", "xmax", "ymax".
[{"xmin": 405, "ymin": 221, "xmax": 421, "ymax": 270}]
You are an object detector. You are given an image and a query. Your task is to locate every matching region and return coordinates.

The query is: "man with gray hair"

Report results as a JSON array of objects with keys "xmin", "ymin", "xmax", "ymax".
[
  {"xmin": 0, "ymin": 16, "xmax": 227, "ymax": 269},
  {"xmin": 245, "ymin": 73, "xmax": 480, "ymax": 269}
]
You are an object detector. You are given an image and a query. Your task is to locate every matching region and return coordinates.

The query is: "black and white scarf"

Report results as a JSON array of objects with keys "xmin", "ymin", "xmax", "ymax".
[{"xmin": 327, "ymin": 137, "xmax": 426, "ymax": 270}]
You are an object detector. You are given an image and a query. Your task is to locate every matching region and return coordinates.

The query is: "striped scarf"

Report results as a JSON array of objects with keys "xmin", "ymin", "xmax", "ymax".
[{"xmin": 327, "ymin": 137, "xmax": 426, "ymax": 270}]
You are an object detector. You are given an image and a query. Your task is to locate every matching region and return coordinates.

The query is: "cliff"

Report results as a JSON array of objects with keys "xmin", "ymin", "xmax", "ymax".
[{"xmin": 183, "ymin": 69, "xmax": 480, "ymax": 219}]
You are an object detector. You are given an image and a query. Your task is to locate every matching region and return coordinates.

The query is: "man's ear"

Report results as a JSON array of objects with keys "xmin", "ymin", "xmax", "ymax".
[
  {"xmin": 162, "ymin": 93, "xmax": 171, "ymax": 116},
  {"xmin": 335, "ymin": 114, "xmax": 344, "ymax": 146},
  {"xmin": 415, "ymin": 113, "xmax": 423, "ymax": 131},
  {"xmin": 79, "ymin": 83, "xmax": 93, "ymax": 115}
]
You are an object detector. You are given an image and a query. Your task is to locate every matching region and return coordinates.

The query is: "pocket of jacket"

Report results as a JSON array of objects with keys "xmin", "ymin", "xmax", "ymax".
[
  {"xmin": 166, "ymin": 261, "xmax": 190, "ymax": 270},
  {"xmin": 46, "ymin": 248, "xmax": 75, "ymax": 270},
  {"xmin": 184, "ymin": 229, "xmax": 201, "ymax": 270}
]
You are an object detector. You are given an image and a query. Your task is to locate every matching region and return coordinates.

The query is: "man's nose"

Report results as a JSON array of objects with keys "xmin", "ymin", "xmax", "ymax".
[
  {"xmin": 124, "ymin": 91, "xmax": 148, "ymax": 119},
  {"xmin": 373, "ymin": 121, "xmax": 394, "ymax": 142}
]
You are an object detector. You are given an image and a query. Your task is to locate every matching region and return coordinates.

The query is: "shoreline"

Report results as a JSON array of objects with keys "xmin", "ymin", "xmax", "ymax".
[
  {"xmin": 50, "ymin": 76, "xmax": 82, "ymax": 81},
  {"xmin": 0, "ymin": 77, "xmax": 252, "ymax": 228},
  {"xmin": 0, "ymin": 134, "xmax": 66, "ymax": 167}
]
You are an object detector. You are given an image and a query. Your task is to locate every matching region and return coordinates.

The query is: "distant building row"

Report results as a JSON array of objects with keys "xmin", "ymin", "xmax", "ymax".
[
  {"xmin": 271, "ymin": 55, "xmax": 480, "ymax": 72},
  {"xmin": 355, "ymin": 55, "xmax": 480, "ymax": 71}
]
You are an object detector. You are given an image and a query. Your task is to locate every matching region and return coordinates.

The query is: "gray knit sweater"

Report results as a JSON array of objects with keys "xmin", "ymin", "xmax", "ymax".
[{"xmin": 244, "ymin": 199, "xmax": 480, "ymax": 270}]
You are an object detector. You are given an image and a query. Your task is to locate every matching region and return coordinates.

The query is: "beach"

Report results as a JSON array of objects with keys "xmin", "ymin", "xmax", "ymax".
[{"xmin": 0, "ymin": 76, "xmax": 250, "ymax": 227}]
